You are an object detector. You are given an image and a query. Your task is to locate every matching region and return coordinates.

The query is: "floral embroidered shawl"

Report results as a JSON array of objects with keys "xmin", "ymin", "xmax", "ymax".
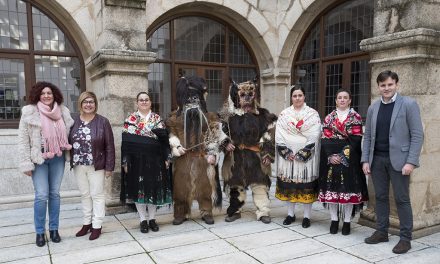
[{"xmin": 123, "ymin": 111, "xmax": 165, "ymax": 139}]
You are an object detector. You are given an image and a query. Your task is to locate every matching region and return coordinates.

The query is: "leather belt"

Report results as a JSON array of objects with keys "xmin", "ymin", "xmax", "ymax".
[{"xmin": 237, "ymin": 144, "xmax": 260, "ymax": 152}]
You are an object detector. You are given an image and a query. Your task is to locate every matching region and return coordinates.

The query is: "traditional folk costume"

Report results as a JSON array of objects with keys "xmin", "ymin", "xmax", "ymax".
[
  {"xmin": 166, "ymin": 76, "xmax": 228, "ymax": 225},
  {"xmin": 120, "ymin": 111, "xmax": 172, "ymax": 228},
  {"xmin": 275, "ymin": 104, "xmax": 321, "ymax": 224},
  {"xmin": 221, "ymin": 81, "xmax": 277, "ymax": 223},
  {"xmin": 318, "ymin": 108, "xmax": 368, "ymax": 233}
]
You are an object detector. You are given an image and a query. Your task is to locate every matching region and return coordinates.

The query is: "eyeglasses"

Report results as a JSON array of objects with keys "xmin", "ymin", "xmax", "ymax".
[
  {"xmin": 138, "ymin": 99, "xmax": 149, "ymax": 103},
  {"xmin": 82, "ymin": 100, "xmax": 95, "ymax": 105}
]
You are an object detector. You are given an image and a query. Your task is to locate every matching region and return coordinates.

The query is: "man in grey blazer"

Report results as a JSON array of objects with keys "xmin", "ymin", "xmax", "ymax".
[{"xmin": 361, "ymin": 70, "xmax": 424, "ymax": 254}]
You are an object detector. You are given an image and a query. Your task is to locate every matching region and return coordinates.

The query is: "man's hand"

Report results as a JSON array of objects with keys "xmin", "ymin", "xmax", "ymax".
[
  {"xmin": 402, "ymin": 163, "xmax": 415, "ymax": 176},
  {"xmin": 24, "ymin": 171, "xmax": 32, "ymax": 177},
  {"xmin": 105, "ymin": 171, "xmax": 112, "ymax": 178},
  {"xmin": 262, "ymin": 157, "xmax": 271, "ymax": 165},
  {"xmin": 225, "ymin": 143, "xmax": 235, "ymax": 152},
  {"xmin": 362, "ymin": 163, "xmax": 371, "ymax": 176},
  {"xmin": 206, "ymin": 155, "xmax": 216, "ymax": 165},
  {"xmin": 177, "ymin": 146, "xmax": 186, "ymax": 156},
  {"xmin": 165, "ymin": 160, "xmax": 170, "ymax": 169}
]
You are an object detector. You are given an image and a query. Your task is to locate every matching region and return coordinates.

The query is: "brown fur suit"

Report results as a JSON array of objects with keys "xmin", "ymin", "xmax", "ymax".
[
  {"xmin": 221, "ymin": 81, "xmax": 277, "ymax": 223},
  {"xmin": 166, "ymin": 76, "xmax": 228, "ymax": 225}
]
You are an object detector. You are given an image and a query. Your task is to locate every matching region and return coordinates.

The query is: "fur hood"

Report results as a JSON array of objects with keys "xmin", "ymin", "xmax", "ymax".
[{"xmin": 18, "ymin": 104, "xmax": 74, "ymax": 173}]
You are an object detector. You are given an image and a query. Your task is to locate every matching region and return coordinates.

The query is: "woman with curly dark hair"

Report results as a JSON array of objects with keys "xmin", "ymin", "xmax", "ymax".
[{"xmin": 18, "ymin": 81, "xmax": 74, "ymax": 247}]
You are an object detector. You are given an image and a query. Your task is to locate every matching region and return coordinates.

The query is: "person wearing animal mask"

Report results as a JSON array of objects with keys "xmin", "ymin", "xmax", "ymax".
[
  {"xmin": 220, "ymin": 80, "xmax": 277, "ymax": 224},
  {"xmin": 166, "ymin": 76, "xmax": 229, "ymax": 225}
]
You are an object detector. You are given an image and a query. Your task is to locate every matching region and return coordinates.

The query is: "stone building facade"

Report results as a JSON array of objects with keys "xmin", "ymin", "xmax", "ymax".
[{"xmin": 0, "ymin": 0, "xmax": 439, "ymax": 238}]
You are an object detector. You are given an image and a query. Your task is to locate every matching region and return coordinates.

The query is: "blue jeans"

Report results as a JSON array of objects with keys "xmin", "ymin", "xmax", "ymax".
[{"xmin": 32, "ymin": 155, "xmax": 65, "ymax": 234}]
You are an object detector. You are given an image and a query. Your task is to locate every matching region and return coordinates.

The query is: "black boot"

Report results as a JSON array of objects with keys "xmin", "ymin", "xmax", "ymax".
[
  {"xmin": 49, "ymin": 230, "xmax": 61, "ymax": 243},
  {"xmin": 36, "ymin": 233, "xmax": 45, "ymax": 247},
  {"xmin": 330, "ymin": 221, "xmax": 339, "ymax": 234},
  {"xmin": 149, "ymin": 219, "xmax": 159, "ymax": 232},
  {"xmin": 341, "ymin": 222, "xmax": 351, "ymax": 235},
  {"xmin": 140, "ymin": 220, "xmax": 149, "ymax": 233}
]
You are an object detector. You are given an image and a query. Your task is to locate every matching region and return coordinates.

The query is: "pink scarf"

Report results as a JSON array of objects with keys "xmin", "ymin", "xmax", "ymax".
[{"xmin": 37, "ymin": 101, "xmax": 72, "ymax": 159}]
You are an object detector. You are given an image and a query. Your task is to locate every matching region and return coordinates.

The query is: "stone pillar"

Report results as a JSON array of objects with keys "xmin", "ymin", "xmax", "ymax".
[
  {"xmin": 358, "ymin": 0, "xmax": 440, "ymax": 238},
  {"xmin": 260, "ymin": 68, "xmax": 292, "ymax": 114},
  {"xmin": 85, "ymin": 49, "xmax": 156, "ymax": 214}
]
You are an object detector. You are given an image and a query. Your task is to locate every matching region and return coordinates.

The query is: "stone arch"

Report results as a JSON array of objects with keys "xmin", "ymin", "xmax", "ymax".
[
  {"xmin": 278, "ymin": 0, "xmax": 341, "ymax": 71},
  {"xmin": 145, "ymin": 1, "xmax": 274, "ymax": 71}
]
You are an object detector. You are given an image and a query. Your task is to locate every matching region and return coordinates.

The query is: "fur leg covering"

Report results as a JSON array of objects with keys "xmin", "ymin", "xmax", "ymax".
[
  {"xmin": 251, "ymin": 184, "xmax": 270, "ymax": 220},
  {"xmin": 227, "ymin": 186, "xmax": 245, "ymax": 216}
]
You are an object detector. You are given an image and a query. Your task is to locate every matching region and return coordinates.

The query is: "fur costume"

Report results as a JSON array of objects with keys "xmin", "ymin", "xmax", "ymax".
[
  {"xmin": 220, "ymin": 81, "xmax": 277, "ymax": 220},
  {"xmin": 166, "ymin": 76, "xmax": 229, "ymax": 222},
  {"xmin": 18, "ymin": 104, "xmax": 74, "ymax": 173}
]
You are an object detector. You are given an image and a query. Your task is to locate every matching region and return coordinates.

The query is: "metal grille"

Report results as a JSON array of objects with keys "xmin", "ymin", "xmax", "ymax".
[
  {"xmin": 147, "ymin": 23, "xmax": 170, "ymax": 60},
  {"xmin": 229, "ymin": 31, "xmax": 253, "ymax": 65},
  {"xmin": 32, "ymin": 7, "xmax": 74, "ymax": 52},
  {"xmin": 299, "ymin": 23, "xmax": 320, "ymax": 61},
  {"xmin": 35, "ymin": 55, "xmax": 81, "ymax": 112},
  {"xmin": 325, "ymin": 63, "xmax": 343, "ymax": 115},
  {"xmin": 0, "ymin": 58, "xmax": 24, "ymax": 119},
  {"xmin": 351, "ymin": 59, "xmax": 369, "ymax": 118},
  {"xmin": 205, "ymin": 69, "xmax": 223, "ymax": 112},
  {"xmin": 229, "ymin": 67, "xmax": 257, "ymax": 83},
  {"xmin": 324, "ymin": 0, "xmax": 373, "ymax": 56},
  {"xmin": 0, "ymin": 0, "xmax": 28, "ymax": 49},
  {"xmin": 148, "ymin": 63, "xmax": 172, "ymax": 117},
  {"xmin": 297, "ymin": 64, "xmax": 319, "ymax": 111},
  {"xmin": 174, "ymin": 17, "xmax": 225, "ymax": 63}
]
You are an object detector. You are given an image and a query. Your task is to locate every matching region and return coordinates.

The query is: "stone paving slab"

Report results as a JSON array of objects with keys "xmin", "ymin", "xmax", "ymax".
[
  {"xmin": 376, "ymin": 247, "xmax": 440, "ymax": 264},
  {"xmin": 209, "ymin": 220, "xmax": 281, "ymax": 238},
  {"xmin": 342, "ymin": 235, "xmax": 429, "ymax": 263},
  {"xmin": 226, "ymin": 228, "xmax": 305, "ymax": 250},
  {"xmin": 187, "ymin": 252, "xmax": 260, "ymax": 263},
  {"xmin": 280, "ymin": 249, "xmax": 370, "ymax": 264},
  {"xmin": 50, "ymin": 241, "xmax": 145, "ymax": 263},
  {"xmin": 246, "ymin": 237, "xmax": 333, "ymax": 263},
  {"xmin": 0, "ymin": 243, "xmax": 49, "ymax": 263},
  {"xmin": 149, "ymin": 239, "xmax": 238, "ymax": 263},
  {"xmin": 90, "ymin": 253, "xmax": 155, "ymax": 264},
  {"xmin": 3, "ymin": 255, "xmax": 51, "ymax": 264}
]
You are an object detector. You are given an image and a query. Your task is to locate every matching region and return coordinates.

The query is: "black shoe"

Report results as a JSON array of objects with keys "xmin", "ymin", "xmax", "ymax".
[
  {"xmin": 202, "ymin": 215, "xmax": 215, "ymax": 225},
  {"xmin": 49, "ymin": 230, "xmax": 61, "ymax": 243},
  {"xmin": 330, "ymin": 221, "xmax": 339, "ymax": 234},
  {"xmin": 172, "ymin": 217, "xmax": 188, "ymax": 225},
  {"xmin": 302, "ymin": 217, "xmax": 311, "ymax": 228},
  {"xmin": 365, "ymin": 231, "xmax": 389, "ymax": 244},
  {"xmin": 149, "ymin": 219, "xmax": 159, "ymax": 232},
  {"xmin": 140, "ymin": 220, "xmax": 149, "ymax": 233},
  {"xmin": 392, "ymin": 240, "xmax": 411, "ymax": 254},
  {"xmin": 36, "ymin": 233, "xmax": 45, "ymax": 247},
  {"xmin": 225, "ymin": 213, "xmax": 241, "ymax": 222},
  {"xmin": 259, "ymin": 216, "xmax": 271, "ymax": 224},
  {"xmin": 341, "ymin": 222, "xmax": 351, "ymax": 235},
  {"xmin": 283, "ymin": 215, "xmax": 295, "ymax": 225}
]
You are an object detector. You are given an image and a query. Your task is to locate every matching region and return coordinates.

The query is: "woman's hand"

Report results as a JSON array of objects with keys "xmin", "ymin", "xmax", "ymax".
[
  {"xmin": 105, "ymin": 171, "xmax": 112, "ymax": 178},
  {"xmin": 287, "ymin": 153, "xmax": 296, "ymax": 161},
  {"xmin": 329, "ymin": 154, "xmax": 342, "ymax": 165},
  {"xmin": 24, "ymin": 171, "xmax": 32, "ymax": 177},
  {"xmin": 225, "ymin": 143, "xmax": 235, "ymax": 152}
]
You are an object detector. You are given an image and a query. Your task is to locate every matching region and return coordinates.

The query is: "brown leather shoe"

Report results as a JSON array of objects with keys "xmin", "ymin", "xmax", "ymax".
[
  {"xmin": 365, "ymin": 231, "xmax": 389, "ymax": 244},
  {"xmin": 89, "ymin": 228, "xmax": 101, "ymax": 240},
  {"xmin": 392, "ymin": 240, "xmax": 411, "ymax": 254},
  {"xmin": 75, "ymin": 224, "xmax": 92, "ymax": 237}
]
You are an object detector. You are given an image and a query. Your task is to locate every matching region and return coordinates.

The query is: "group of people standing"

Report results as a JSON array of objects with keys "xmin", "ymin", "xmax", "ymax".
[{"xmin": 18, "ymin": 70, "xmax": 423, "ymax": 255}]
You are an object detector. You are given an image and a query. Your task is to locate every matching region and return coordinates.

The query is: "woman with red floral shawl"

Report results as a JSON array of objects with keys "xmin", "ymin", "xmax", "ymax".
[{"xmin": 319, "ymin": 89, "xmax": 368, "ymax": 236}]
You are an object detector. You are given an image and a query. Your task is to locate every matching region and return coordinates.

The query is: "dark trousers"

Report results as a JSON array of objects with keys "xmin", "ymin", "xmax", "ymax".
[{"xmin": 371, "ymin": 155, "xmax": 412, "ymax": 241}]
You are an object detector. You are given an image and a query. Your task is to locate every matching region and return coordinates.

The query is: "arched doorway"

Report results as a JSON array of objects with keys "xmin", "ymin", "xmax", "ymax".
[
  {"xmin": 0, "ymin": 0, "xmax": 85, "ymax": 128},
  {"xmin": 146, "ymin": 15, "xmax": 259, "ymax": 117},
  {"xmin": 292, "ymin": 0, "xmax": 374, "ymax": 119}
]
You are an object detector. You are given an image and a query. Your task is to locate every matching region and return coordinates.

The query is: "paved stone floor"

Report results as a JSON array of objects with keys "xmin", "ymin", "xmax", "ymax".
[{"xmin": 1, "ymin": 189, "xmax": 440, "ymax": 264}]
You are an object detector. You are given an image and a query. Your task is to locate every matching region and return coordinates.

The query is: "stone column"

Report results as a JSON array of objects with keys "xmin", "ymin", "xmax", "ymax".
[
  {"xmin": 359, "ymin": 0, "xmax": 440, "ymax": 238},
  {"xmin": 260, "ymin": 68, "xmax": 292, "ymax": 114},
  {"xmin": 85, "ymin": 49, "xmax": 156, "ymax": 214}
]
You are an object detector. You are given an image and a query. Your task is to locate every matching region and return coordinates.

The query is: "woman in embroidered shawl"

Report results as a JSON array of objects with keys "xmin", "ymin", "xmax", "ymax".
[
  {"xmin": 318, "ymin": 89, "xmax": 368, "ymax": 235},
  {"xmin": 275, "ymin": 86, "xmax": 321, "ymax": 228},
  {"xmin": 120, "ymin": 92, "xmax": 172, "ymax": 233}
]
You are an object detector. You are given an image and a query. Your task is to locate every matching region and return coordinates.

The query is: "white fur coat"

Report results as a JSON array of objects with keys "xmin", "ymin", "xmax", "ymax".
[{"xmin": 18, "ymin": 104, "xmax": 74, "ymax": 173}]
